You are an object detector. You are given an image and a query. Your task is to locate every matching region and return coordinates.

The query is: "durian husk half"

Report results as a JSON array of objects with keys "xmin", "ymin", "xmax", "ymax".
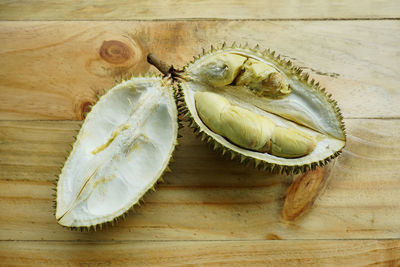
[
  {"xmin": 149, "ymin": 43, "xmax": 346, "ymax": 175},
  {"xmin": 55, "ymin": 75, "xmax": 179, "ymax": 230}
]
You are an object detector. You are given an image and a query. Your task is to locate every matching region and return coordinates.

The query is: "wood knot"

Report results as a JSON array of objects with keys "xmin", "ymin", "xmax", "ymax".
[
  {"xmin": 99, "ymin": 40, "xmax": 132, "ymax": 64},
  {"xmin": 281, "ymin": 167, "xmax": 327, "ymax": 222}
]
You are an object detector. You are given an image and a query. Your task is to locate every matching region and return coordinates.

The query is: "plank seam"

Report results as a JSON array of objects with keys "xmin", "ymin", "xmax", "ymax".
[
  {"xmin": 1, "ymin": 239, "xmax": 400, "ymax": 242},
  {"xmin": 0, "ymin": 18, "xmax": 399, "ymax": 22}
]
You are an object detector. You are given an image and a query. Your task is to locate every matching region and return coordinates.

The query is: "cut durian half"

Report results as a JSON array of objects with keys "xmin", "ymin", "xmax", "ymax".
[
  {"xmin": 149, "ymin": 44, "xmax": 346, "ymax": 174},
  {"xmin": 56, "ymin": 76, "xmax": 178, "ymax": 229}
]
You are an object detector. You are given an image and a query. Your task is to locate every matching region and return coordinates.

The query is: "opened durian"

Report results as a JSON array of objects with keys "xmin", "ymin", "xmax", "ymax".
[
  {"xmin": 56, "ymin": 43, "xmax": 345, "ymax": 230},
  {"xmin": 55, "ymin": 76, "xmax": 178, "ymax": 229},
  {"xmin": 149, "ymin": 43, "xmax": 346, "ymax": 174}
]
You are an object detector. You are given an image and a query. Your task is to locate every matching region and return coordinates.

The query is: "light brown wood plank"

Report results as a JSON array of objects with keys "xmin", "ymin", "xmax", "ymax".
[
  {"xmin": 1, "ymin": 119, "xmax": 399, "ymax": 241},
  {"xmin": 0, "ymin": 0, "xmax": 399, "ymax": 20},
  {"xmin": 1, "ymin": 240, "xmax": 399, "ymax": 266},
  {"xmin": 0, "ymin": 21, "xmax": 399, "ymax": 120}
]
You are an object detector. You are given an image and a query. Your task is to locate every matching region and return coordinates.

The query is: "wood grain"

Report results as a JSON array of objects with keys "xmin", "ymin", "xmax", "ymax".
[
  {"xmin": 0, "ymin": 0, "xmax": 399, "ymax": 20},
  {"xmin": 0, "ymin": 21, "xmax": 399, "ymax": 120},
  {"xmin": 1, "ymin": 118, "xmax": 399, "ymax": 241},
  {"xmin": 1, "ymin": 7, "xmax": 399, "ymax": 264},
  {"xmin": 1, "ymin": 240, "xmax": 399, "ymax": 266}
]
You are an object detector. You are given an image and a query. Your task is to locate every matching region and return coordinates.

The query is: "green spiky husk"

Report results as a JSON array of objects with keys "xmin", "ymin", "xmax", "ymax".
[
  {"xmin": 177, "ymin": 43, "xmax": 345, "ymax": 175},
  {"xmin": 54, "ymin": 74, "xmax": 182, "ymax": 231}
]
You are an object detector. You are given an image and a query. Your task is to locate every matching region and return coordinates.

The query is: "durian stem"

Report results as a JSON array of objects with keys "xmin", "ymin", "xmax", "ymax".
[
  {"xmin": 147, "ymin": 53, "xmax": 183, "ymax": 79},
  {"xmin": 147, "ymin": 53, "xmax": 171, "ymax": 75}
]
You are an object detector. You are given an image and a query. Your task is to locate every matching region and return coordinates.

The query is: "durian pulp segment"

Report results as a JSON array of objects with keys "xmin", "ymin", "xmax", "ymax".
[
  {"xmin": 56, "ymin": 77, "xmax": 178, "ymax": 227},
  {"xmin": 191, "ymin": 53, "xmax": 247, "ymax": 87},
  {"xmin": 235, "ymin": 58, "xmax": 291, "ymax": 97},
  {"xmin": 184, "ymin": 48, "xmax": 345, "ymax": 141},
  {"xmin": 194, "ymin": 91, "xmax": 316, "ymax": 158}
]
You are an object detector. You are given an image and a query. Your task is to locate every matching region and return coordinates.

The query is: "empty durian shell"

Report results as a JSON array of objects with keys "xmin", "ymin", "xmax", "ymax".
[
  {"xmin": 149, "ymin": 44, "xmax": 346, "ymax": 174},
  {"xmin": 55, "ymin": 76, "xmax": 178, "ymax": 229}
]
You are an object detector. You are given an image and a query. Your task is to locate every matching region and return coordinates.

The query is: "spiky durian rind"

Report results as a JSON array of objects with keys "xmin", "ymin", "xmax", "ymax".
[
  {"xmin": 54, "ymin": 74, "xmax": 180, "ymax": 231},
  {"xmin": 178, "ymin": 43, "xmax": 345, "ymax": 175}
]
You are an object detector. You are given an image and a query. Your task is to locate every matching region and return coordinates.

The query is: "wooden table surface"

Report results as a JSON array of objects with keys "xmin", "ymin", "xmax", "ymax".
[{"xmin": 1, "ymin": 1, "xmax": 400, "ymax": 266}]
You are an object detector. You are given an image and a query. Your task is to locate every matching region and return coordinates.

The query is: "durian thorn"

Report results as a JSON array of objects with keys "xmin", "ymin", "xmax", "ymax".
[
  {"xmin": 213, "ymin": 143, "xmax": 219, "ymax": 150},
  {"xmin": 189, "ymin": 120, "xmax": 196, "ymax": 128},
  {"xmin": 147, "ymin": 53, "xmax": 183, "ymax": 80}
]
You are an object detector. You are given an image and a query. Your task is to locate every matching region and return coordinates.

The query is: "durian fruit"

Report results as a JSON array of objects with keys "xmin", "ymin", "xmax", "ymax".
[
  {"xmin": 148, "ymin": 43, "xmax": 346, "ymax": 174},
  {"xmin": 55, "ymin": 76, "xmax": 178, "ymax": 229}
]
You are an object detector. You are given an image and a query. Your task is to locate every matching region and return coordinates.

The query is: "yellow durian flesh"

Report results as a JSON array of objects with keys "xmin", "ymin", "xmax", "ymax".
[
  {"xmin": 270, "ymin": 127, "xmax": 316, "ymax": 158},
  {"xmin": 235, "ymin": 58, "xmax": 291, "ymax": 98},
  {"xmin": 195, "ymin": 91, "xmax": 315, "ymax": 158},
  {"xmin": 192, "ymin": 53, "xmax": 247, "ymax": 87}
]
